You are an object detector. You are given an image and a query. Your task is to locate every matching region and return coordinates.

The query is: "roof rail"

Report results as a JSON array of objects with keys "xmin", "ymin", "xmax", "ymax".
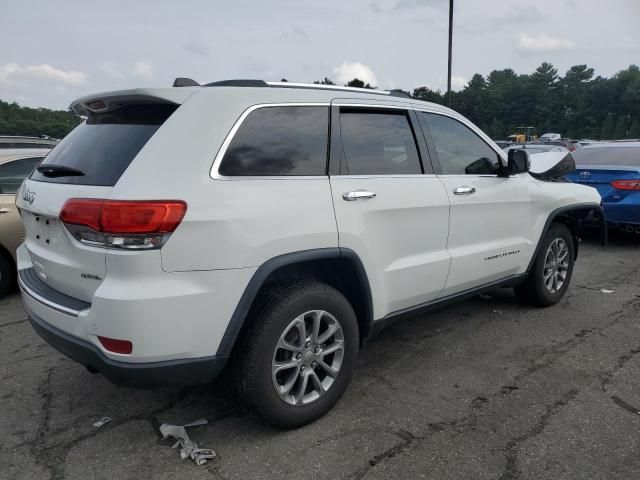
[
  {"xmin": 171, "ymin": 78, "xmax": 412, "ymax": 98},
  {"xmin": 266, "ymin": 81, "xmax": 411, "ymax": 98},
  {"xmin": 205, "ymin": 79, "xmax": 268, "ymax": 87}
]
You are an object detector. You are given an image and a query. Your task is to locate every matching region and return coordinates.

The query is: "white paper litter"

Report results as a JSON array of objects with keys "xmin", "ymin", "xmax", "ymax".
[
  {"xmin": 92, "ymin": 417, "xmax": 112, "ymax": 428},
  {"xmin": 159, "ymin": 418, "xmax": 216, "ymax": 465},
  {"xmin": 600, "ymin": 289, "xmax": 615, "ymax": 294}
]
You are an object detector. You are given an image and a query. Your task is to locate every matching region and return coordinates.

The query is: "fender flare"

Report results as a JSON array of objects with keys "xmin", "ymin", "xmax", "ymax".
[
  {"xmin": 526, "ymin": 202, "xmax": 605, "ymax": 273},
  {"xmin": 215, "ymin": 247, "xmax": 373, "ymax": 357}
]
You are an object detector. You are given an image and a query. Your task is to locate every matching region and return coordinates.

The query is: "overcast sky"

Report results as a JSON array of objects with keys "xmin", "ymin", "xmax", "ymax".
[{"xmin": 1, "ymin": 0, "xmax": 638, "ymax": 109}]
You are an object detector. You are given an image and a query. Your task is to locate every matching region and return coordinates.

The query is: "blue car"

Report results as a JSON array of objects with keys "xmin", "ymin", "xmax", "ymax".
[{"xmin": 567, "ymin": 142, "xmax": 640, "ymax": 233}]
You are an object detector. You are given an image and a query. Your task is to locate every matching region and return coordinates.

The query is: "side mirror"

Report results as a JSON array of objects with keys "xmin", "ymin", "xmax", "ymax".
[{"xmin": 507, "ymin": 149, "xmax": 530, "ymax": 174}]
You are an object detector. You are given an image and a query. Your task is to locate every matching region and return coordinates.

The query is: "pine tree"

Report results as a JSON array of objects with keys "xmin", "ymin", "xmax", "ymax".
[
  {"xmin": 628, "ymin": 119, "xmax": 640, "ymax": 139},
  {"xmin": 600, "ymin": 114, "xmax": 615, "ymax": 140},
  {"xmin": 613, "ymin": 115, "xmax": 629, "ymax": 139}
]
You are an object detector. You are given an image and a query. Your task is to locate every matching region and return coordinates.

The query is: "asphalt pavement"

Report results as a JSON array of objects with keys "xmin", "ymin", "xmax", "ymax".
[{"xmin": 1, "ymin": 231, "xmax": 639, "ymax": 480}]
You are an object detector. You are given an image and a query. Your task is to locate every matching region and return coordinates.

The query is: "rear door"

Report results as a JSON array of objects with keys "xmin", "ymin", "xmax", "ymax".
[
  {"xmin": 417, "ymin": 111, "xmax": 533, "ymax": 296},
  {"xmin": 329, "ymin": 100, "xmax": 451, "ymax": 318},
  {"xmin": 16, "ymin": 104, "xmax": 177, "ymax": 302}
]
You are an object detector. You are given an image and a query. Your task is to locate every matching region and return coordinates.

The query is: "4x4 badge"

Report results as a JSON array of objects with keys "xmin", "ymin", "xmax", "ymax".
[{"xmin": 22, "ymin": 188, "xmax": 35, "ymax": 205}]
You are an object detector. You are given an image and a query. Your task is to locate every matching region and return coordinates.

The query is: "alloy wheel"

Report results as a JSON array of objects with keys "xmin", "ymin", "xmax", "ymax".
[
  {"xmin": 271, "ymin": 310, "xmax": 345, "ymax": 406},
  {"xmin": 543, "ymin": 238, "xmax": 569, "ymax": 294}
]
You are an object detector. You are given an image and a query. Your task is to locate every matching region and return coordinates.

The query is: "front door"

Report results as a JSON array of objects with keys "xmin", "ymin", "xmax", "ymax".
[{"xmin": 417, "ymin": 111, "xmax": 533, "ymax": 296}]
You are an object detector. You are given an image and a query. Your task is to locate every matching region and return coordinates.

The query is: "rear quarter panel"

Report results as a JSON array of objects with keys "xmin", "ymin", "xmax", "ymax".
[{"xmin": 111, "ymin": 89, "xmax": 339, "ymax": 271}]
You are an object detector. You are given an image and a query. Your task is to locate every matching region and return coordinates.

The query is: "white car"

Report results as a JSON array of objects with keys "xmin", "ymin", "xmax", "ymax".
[{"xmin": 15, "ymin": 80, "xmax": 603, "ymax": 428}]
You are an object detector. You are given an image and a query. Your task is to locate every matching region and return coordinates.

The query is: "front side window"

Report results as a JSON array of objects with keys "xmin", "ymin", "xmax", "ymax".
[
  {"xmin": 338, "ymin": 110, "xmax": 422, "ymax": 175},
  {"xmin": 0, "ymin": 157, "xmax": 43, "ymax": 194},
  {"xmin": 420, "ymin": 112, "xmax": 500, "ymax": 175},
  {"xmin": 219, "ymin": 106, "xmax": 329, "ymax": 176}
]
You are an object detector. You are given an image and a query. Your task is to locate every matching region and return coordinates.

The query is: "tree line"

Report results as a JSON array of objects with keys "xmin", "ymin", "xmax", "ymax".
[
  {"xmin": 0, "ymin": 100, "xmax": 82, "ymax": 139},
  {"xmin": 1, "ymin": 63, "xmax": 639, "ymax": 140},
  {"xmin": 313, "ymin": 63, "xmax": 640, "ymax": 140}
]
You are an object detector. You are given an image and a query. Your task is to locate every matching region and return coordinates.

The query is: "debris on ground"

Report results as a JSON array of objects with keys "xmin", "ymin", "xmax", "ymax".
[
  {"xmin": 159, "ymin": 418, "xmax": 216, "ymax": 465},
  {"xmin": 493, "ymin": 309, "xmax": 503, "ymax": 314},
  {"xmin": 92, "ymin": 417, "xmax": 112, "ymax": 428},
  {"xmin": 600, "ymin": 289, "xmax": 615, "ymax": 294},
  {"xmin": 611, "ymin": 396, "xmax": 640, "ymax": 416}
]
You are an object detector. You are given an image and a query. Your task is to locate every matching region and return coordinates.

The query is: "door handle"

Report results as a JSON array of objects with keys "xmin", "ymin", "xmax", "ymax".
[
  {"xmin": 342, "ymin": 190, "xmax": 376, "ymax": 201},
  {"xmin": 453, "ymin": 186, "xmax": 476, "ymax": 195},
  {"xmin": 0, "ymin": 208, "xmax": 9, "ymax": 214}
]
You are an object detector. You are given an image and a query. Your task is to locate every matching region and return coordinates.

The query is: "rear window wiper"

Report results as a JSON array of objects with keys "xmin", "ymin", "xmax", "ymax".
[{"xmin": 36, "ymin": 165, "xmax": 85, "ymax": 178}]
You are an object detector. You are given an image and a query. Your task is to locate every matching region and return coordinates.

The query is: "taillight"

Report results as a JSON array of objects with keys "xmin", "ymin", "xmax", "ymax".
[
  {"xmin": 60, "ymin": 199, "xmax": 187, "ymax": 250},
  {"xmin": 611, "ymin": 180, "xmax": 640, "ymax": 191}
]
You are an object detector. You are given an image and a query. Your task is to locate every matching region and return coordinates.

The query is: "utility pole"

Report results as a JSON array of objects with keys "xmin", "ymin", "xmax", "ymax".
[{"xmin": 447, "ymin": 0, "xmax": 454, "ymax": 107}]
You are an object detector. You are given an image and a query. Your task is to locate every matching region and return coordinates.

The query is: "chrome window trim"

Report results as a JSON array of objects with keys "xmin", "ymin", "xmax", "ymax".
[
  {"xmin": 210, "ymin": 103, "xmax": 331, "ymax": 180},
  {"xmin": 18, "ymin": 274, "xmax": 85, "ymax": 317}
]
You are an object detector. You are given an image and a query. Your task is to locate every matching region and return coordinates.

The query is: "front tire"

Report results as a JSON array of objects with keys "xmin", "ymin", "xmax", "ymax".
[
  {"xmin": 515, "ymin": 222, "xmax": 575, "ymax": 307},
  {"xmin": 233, "ymin": 281, "xmax": 359, "ymax": 428}
]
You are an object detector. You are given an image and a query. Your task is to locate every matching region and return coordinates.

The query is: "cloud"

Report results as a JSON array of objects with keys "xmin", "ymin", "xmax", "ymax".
[
  {"xmin": 98, "ymin": 62, "xmax": 124, "ymax": 80},
  {"xmin": 280, "ymin": 28, "xmax": 309, "ymax": 41},
  {"xmin": 333, "ymin": 62, "xmax": 377, "ymax": 86},
  {"xmin": 392, "ymin": 0, "xmax": 438, "ymax": 11},
  {"xmin": 493, "ymin": 4, "xmax": 545, "ymax": 23},
  {"xmin": 183, "ymin": 39, "xmax": 209, "ymax": 56},
  {"xmin": 131, "ymin": 60, "xmax": 153, "ymax": 79},
  {"xmin": 451, "ymin": 75, "xmax": 467, "ymax": 90},
  {"xmin": 517, "ymin": 33, "xmax": 575, "ymax": 52},
  {"xmin": 618, "ymin": 36, "xmax": 638, "ymax": 50},
  {"xmin": 0, "ymin": 62, "xmax": 87, "ymax": 86}
]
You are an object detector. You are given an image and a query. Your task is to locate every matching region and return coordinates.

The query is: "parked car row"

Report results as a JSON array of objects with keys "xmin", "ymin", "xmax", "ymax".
[{"xmin": 0, "ymin": 148, "xmax": 52, "ymax": 295}]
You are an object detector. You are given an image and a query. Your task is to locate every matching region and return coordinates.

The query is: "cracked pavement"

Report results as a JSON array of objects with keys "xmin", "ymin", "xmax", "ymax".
[{"xmin": 1, "ymin": 232, "xmax": 639, "ymax": 480}]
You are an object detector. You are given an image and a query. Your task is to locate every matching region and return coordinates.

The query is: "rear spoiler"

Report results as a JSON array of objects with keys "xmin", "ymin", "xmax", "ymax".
[{"xmin": 70, "ymin": 88, "xmax": 198, "ymax": 116}]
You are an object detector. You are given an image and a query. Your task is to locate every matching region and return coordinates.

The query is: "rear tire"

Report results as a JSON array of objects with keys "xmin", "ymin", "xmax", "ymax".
[
  {"xmin": 233, "ymin": 281, "xmax": 359, "ymax": 428},
  {"xmin": 0, "ymin": 251, "xmax": 15, "ymax": 298},
  {"xmin": 515, "ymin": 222, "xmax": 575, "ymax": 307}
]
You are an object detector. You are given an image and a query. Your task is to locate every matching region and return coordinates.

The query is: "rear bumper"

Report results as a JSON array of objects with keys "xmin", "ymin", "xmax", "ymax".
[{"xmin": 27, "ymin": 305, "xmax": 228, "ymax": 388}]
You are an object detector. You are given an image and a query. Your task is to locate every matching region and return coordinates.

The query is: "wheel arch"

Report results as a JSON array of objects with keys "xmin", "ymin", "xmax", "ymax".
[
  {"xmin": 216, "ymin": 248, "xmax": 373, "ymax": 357},
  {"xmin": 526, "ymin": 203, "xmax": 605, "ymax": 273}
]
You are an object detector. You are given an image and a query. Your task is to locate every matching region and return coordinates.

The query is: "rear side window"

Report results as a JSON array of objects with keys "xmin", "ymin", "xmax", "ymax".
[
  {"xmin": 0, "ymin": 157, "xmax": 43, "ymax": 194},
  {"xmin": 219, "ymin": 106, "xmax": 329, "ymax": 176},
  {"xmin": 420, "ymin": 112, "xmax": 499, "ymax": 175},
  {"xmin": 338, "ymin": 110, "xmax": 422, "ymax": 175},
  {"xmin": 30, "ymin": 104, "xmax": 177, "ymax": 186}
]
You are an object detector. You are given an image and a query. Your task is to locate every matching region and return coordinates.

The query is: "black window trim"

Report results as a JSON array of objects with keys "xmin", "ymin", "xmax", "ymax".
[
  {"xmin": 210, "ymin": 102, "xmax": 332, "ymax": 180},
  {"xmin": 415, "ymin": 110, "xmax": 506, "ymax": 176},
  {"xmin": 329, "ymin": 104, "xmax": 434, "ymax": 177}
]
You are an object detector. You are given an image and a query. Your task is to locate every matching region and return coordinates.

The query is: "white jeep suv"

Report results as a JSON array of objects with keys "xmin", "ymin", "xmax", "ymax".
[{"xmin": 16, "ymin": 80, "xmax": 603, "ymax": 428}]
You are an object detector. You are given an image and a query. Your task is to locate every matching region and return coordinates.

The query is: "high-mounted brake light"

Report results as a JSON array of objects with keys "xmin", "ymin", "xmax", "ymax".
[
  {"xmin": 60, "ymin": 199, "xmax": 187, "ymax": 249},
  {"xmin": 611, "ymin": 180, "xmax": 640, "ymax": 191}
]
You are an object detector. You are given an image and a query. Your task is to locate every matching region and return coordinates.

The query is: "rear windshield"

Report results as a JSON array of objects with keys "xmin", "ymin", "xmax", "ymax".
[
  {"xmin": 572, "ymin": 147, "xmax": 640, "ymax": 167},
  {"xmin": 30, "ymin": 104, "xmax": 177, "ymax": 186}
]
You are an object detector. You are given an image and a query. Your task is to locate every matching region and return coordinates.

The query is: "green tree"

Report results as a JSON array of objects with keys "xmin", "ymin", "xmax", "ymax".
[
  {"xmin": 346, "ymin": 78, "xmax": 374, "ymax": 89},
  {"xmin": 628, "ymin": 119, "xmax": 640, "ymax": 138},
  {"xmin": 600, "ymin": 114, "xmax": 615, "ymax": 140},
  {"xmin": 314, "ymin": 77, "xmax": 335, "ymax": 85},
  {"xmin": 613, "ymin": 115, "xmax": 629, "ymax": 139}
]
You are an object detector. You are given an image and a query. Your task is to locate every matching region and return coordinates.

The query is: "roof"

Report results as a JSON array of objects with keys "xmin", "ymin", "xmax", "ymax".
[{"xmin": 70, "ymin": 79, "xmax": 456, "ymax": 118}]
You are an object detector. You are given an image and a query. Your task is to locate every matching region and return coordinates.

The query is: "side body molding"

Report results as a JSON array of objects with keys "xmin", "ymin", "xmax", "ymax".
[{"xmin": 215, "ymin": 248, "xmax": 373, "ymax": 356}]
